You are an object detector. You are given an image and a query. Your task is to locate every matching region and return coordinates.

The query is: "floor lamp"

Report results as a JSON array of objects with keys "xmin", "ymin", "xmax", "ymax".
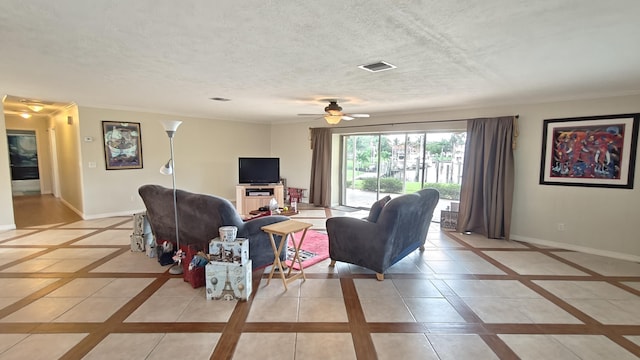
[{"xmin": 160, "ymin": 120, "xmax": 183, "ymax": 275}]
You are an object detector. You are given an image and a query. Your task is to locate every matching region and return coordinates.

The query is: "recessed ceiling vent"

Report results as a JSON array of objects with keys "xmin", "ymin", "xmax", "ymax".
[{"xmin": 358, "ymin": 61, "xmax": 397, "ymax": 73}]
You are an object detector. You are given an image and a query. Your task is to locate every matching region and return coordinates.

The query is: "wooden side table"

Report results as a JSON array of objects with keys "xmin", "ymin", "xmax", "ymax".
[{"xmin": 260, "ymin": 219, "xmax": 313, "ymax": 290}]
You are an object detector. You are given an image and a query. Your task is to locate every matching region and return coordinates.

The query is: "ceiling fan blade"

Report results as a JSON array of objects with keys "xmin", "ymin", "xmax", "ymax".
[
  {"xmin": 342, "ymin": 116, "xmax": 354, "ymax": 121},
  {"xmin": 297, "ymin": 113, "xmax": 325, "ymax": 116},
  {"xmin": 347, "ymin": 113, "xmax": 370, "ymax": 118}
]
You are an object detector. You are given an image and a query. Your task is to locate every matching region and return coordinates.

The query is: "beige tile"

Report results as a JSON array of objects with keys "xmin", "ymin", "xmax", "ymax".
[
  {"xmin": 454, "ymin": 233, "xmax": 527, "ymax": 249},
  {"xmin": 92, "ymin": 278, "xmax": 155, "ymax": 297},
  {"xmin": 551, "ymin": 334, "xmax": 638, "ymax": 360},
  {"xmin": 0, "ymin": 229, "xmax": 36, "ymax": 241},
  {"xmin": 0, "ymin": 333, "xmax": 87, "ymax": 360},
  {"xmin": 1, "ymin": 259, "xmax": 60, "ymax": 273},
  {"xmin": 0, "ymin": 248, "xmax": 47, "ymax": 266},
  {"xmin": 534, "ymin": 280, "xmax": 638, "ymax": 299},
  {"xmin": 0, "ymin": 334, "xmax": 29, "ymax": 353},
  {"xmin": 152, "ymin": 278, "xmax": 200, "ymax": 298},
  {"xmin": 555, "ymin": 252, "xmax": 640, "ymax": 276},
  {"xmin": 46, "ymin": 278, "xmax": 115, "ymax": 297},
  {"xmin": 39, "ymin": 259, "xmax": 97, "ymax": 273},
  {"xmin": 499, "ymin": 334, "xmax": 581, "ymax": 359},
  {"xmin": 37, "ymin": 247, "xmax": 117, "ymax": 260},
  {"xmin": 301, "ymin": 257, "xmax": 339, "ymax": 274},
  {"xmin": 70, "ymin": 229, "xmax": 132, "ymax": 245},
  {"xmin": 0, "ymin": 278, "xmax": 60, "ymax": 297},
  {"xmin": 298, "ymin": 297, "xmax": 348, "ymax": 322},
  {"xmin": 483, "ymin": 251, "xmax": 588, "ymax": 275},
  {"xmin": 255, "ymin": 278, "xmax": 302, "ymax": 298},
  {"xmin": 392, "ymin": 278, "xmax": 442, "ymax": 298},
  {"xmin": 425, "ymin": 260, "xmax": 475, "ymax": 274},
  {"xmin": 0, "ymin": 297, "xmax": 85, "ymax": 322},
  {"xmin": 294, "ymin": 209, "xmax": 327, "ymax": 218},
  {"xmin": 386, "ymin": 258, "xmax": 423, "ymax": 274},
  {"xmin": 90, "ymin": 251, "xmax": 167, "ymax": 273},
  {"xmin": 405, "ymin": 298, "xmax": 465, "ymax": 322},
  {"xmin": 372, "ymin": 333, "xmax": 438, "ymax": 360},
  {"xmin": 354, "ymin": 279, "xmax": 401, "ymax": 298},
  {"xmin": 360, "ymin": 296, "xmax": 415, "ymax": 322},
  {"xmin": 462, "ymin": 297, "xmax": 581, "ymax": 324},
  {"xmin": 295, "ymin": 333, "xmax": 356, "ymax": 360},
  {"xmin": 299, "ymin": 279, "xmax": 343, "ymax": 298},
  {"xmin": 233, "ymin": 333, "xmax": 296, "ymax": 360},
  {"xmin": 622, "ymin": 281, "xmax": 640, "ymax": 291},
  {"xmin": 566, "ymin": 298, "xmax": 640, "ymax": 325},
  {"xmin": 177, "ymin": 294, "xmax": 236, "ymax": 322},
  {"xmin": 60, "ymin": 217, "xmax": 127, "ymax": 228},
  {"xmin": 428, "ymin": 334, "xmax": 499, "ymax": 360},
  {"xmin": 444, "ymin": 280, "xmax": 540, "ymax": 298},
  {"xmin": 247, "ymin": 297, "xmax": 299, "ymax": 322},
  {"xmin": 125, "ymin": 296, "xmax": 194, "ymax": 322},
  {"xmin": 83, "ymin": 333, "xmax": 164, "ymax": 359},
  {"xmin": 53, "ymin": 297, "xmax": 130, "ymax": 322},
  {"xmin": 2, "ymin": 229, "xmax": 96, "ymax": 245},
  {"xmin": 147, "ymin": 332, "xmax": 220, "ymax": 359}
]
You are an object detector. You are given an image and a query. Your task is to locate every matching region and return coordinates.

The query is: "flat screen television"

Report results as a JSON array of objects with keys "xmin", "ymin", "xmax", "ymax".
[{"xmin": 238, "ymin": 157, "xmax": 280, "ymax": 185}]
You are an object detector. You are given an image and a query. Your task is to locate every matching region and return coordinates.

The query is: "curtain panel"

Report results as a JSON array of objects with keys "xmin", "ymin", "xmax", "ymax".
[
  {"xmin": 457, "ymin": 116, "xmax": 515, "ymax": 239},
  {"xmin": 309, "ymin": 127, "xmax": 332, "ymax": 207}
]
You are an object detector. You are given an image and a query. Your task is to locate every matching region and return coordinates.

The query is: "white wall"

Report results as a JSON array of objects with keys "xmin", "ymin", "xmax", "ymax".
[
  {"xmin": 76, "ymin": 107, "xmax": 273, "ymax": 218},
  {"xmin": 0, "ymin": 100, "xmax": 16, "ymax": 230}
]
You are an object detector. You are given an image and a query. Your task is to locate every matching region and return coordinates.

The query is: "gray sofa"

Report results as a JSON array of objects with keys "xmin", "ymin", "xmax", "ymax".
[
  {"xmin": 138, "ymin": 184, "xmax": 289, "ymax": 270},
  {"xmin": 326, "ymin": 188, "xmax": 440, "ymax": 280}
]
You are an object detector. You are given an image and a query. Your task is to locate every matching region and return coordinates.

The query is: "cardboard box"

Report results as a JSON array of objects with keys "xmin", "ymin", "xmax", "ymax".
[
  {"xmin": 205, "ymin": 260, "xmax": 252, "ymax": 301},
  {"xmin": 208, "ymin": 237, "xmax": 249, "ymax": 265}
]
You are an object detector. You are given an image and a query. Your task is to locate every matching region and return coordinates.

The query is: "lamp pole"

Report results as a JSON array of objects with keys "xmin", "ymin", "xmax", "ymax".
[{"xmin": 160, "ymin": 120, "xmax": 183, "ymax": 275}]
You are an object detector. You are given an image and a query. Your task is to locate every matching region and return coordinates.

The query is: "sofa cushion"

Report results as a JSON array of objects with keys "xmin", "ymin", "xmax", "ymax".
[{"xmin": 367, "ymin": 195, "xmax": 391, "ymax": 223}]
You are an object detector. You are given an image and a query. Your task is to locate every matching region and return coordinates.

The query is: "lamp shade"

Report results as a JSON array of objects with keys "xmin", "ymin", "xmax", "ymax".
[
  {"xmin": 324, "ymin": 115, "xmax": 342, "ymax": 125},
  {"xmin": 160, "ymin": 160, "xmax": 173, "ymax": 175},
  {"xmin": 160, "ymin": 120, "xmax": 183, "ymax": 132}
]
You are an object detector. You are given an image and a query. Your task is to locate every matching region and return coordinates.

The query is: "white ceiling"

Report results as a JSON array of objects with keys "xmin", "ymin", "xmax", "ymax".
[{"xmin": 1, "ymin": 1, "xmax": 640, "ymax": 124}]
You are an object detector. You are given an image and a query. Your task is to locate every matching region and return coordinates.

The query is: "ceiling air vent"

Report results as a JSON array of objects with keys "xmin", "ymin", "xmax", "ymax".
[{"xmin": 358, "ymin": 61, "xmax": 397, "ymax": 73}]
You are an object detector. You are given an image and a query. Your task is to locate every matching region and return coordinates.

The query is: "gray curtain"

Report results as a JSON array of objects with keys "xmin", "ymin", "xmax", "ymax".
[
  {"xmin": 457, "ymin": 116, "xmax": 516, "ymax": 239},
  {"xmin": 309, "ymin": 127, "xmax": 332, "ymax": 206}
]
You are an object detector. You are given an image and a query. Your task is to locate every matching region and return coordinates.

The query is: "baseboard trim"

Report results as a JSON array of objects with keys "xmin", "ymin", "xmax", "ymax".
[
  {"xmin": 510, "ymin": 234, "xmax": 640, "ymax": 263},
  {"xmin": 0, "ymin": 224, "xmax": 17, "ymax": 231}
]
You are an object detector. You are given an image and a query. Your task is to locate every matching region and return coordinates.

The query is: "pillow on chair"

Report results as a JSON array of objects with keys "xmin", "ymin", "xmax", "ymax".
[{"xmin": 367, "ymin": 195, "xmax": 391, "ymax": 223}]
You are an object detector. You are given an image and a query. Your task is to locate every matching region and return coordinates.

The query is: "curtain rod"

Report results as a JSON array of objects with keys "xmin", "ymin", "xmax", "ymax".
[{"xmin": 309, "ymin": 114, "xmax": 519, "ymax": 130}]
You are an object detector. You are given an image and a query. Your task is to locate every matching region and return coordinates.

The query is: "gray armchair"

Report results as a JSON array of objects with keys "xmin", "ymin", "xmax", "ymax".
[
  {"xmin": 138, "ymin": 184, "xmax": 289, "ymax": 270},
  {"xmin": 326, "ymin": 188, "xmax": 439, "ymax": 280}
]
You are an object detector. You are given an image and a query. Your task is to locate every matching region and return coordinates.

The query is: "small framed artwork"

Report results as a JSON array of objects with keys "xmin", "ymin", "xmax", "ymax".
[
  {"xmin": 102, "ymin": 121, "xmax": 143, "ymax": 170},
  {"xmin": 539, "ymin": 113, "xmax": 639, "ymax": 189}
]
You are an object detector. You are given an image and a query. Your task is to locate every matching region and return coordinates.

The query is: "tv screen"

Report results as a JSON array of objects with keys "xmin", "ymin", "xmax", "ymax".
[{"xmin": 238, "ymin": 157, "xmax": 280, "ymax": 185}]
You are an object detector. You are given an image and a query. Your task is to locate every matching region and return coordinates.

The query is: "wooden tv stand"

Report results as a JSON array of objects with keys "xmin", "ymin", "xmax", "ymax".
[{"xmin": 236, "ymin": 184, "xmax": 284, "ymax": 216}]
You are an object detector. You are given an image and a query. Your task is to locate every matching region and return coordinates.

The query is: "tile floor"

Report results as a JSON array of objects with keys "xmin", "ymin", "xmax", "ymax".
[{"xmin": 0, "ymin": 207, "xmax": 639, "ymax": 359}]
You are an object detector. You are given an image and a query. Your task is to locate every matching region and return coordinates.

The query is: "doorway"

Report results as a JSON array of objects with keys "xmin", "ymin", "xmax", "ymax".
[{"xmin": 7, "ymin": 130, "xmax": 41, "ymax": 196}]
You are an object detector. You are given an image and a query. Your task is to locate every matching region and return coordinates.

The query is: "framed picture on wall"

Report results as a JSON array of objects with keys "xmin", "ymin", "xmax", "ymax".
[
  {"xmin": 539, "ymin": 113, "xmax": 639, "ymax": 189},
  {"xmin": 102, "ymin": 121, "xmax": 143, "ymax": 170}
]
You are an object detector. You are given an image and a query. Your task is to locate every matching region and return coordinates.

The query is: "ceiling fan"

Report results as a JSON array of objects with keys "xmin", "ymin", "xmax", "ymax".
[{"xmin": 298, "ymin": 100, "xmax": 370, "ymax": 124}]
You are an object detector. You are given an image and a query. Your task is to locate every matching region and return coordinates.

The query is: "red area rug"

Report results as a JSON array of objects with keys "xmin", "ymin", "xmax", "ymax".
[{"xmin": 285, "ymin": 229, "xmax": 329, "ymax": 270}]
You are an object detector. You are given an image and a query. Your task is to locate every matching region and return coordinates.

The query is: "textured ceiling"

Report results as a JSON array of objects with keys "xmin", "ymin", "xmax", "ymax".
[{"xmin": 1, "ymin": 1, "xmax": 640, "ymax": 124}]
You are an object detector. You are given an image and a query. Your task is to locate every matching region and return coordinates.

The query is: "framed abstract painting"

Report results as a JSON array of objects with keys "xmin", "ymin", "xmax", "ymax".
[{"xmin": 539, "ymin": 113, "xmax": 639, "ymax": 189}]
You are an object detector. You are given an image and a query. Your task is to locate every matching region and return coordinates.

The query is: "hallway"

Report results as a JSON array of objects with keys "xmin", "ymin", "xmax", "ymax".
[{"xmin": 11, "ymin": 194, "xmax": 81, "ymax": 228}]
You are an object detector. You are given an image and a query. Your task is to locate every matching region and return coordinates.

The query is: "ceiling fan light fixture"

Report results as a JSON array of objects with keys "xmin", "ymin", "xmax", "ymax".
[{"xmin": 324, "ymin": 114, "xmax": 342, "ymax": 125}]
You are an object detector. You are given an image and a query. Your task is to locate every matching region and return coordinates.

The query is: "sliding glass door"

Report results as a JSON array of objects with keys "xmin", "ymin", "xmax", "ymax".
[{"xmin": 341, "ymin": 131, "xmax": 466, "ymax": 211}]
